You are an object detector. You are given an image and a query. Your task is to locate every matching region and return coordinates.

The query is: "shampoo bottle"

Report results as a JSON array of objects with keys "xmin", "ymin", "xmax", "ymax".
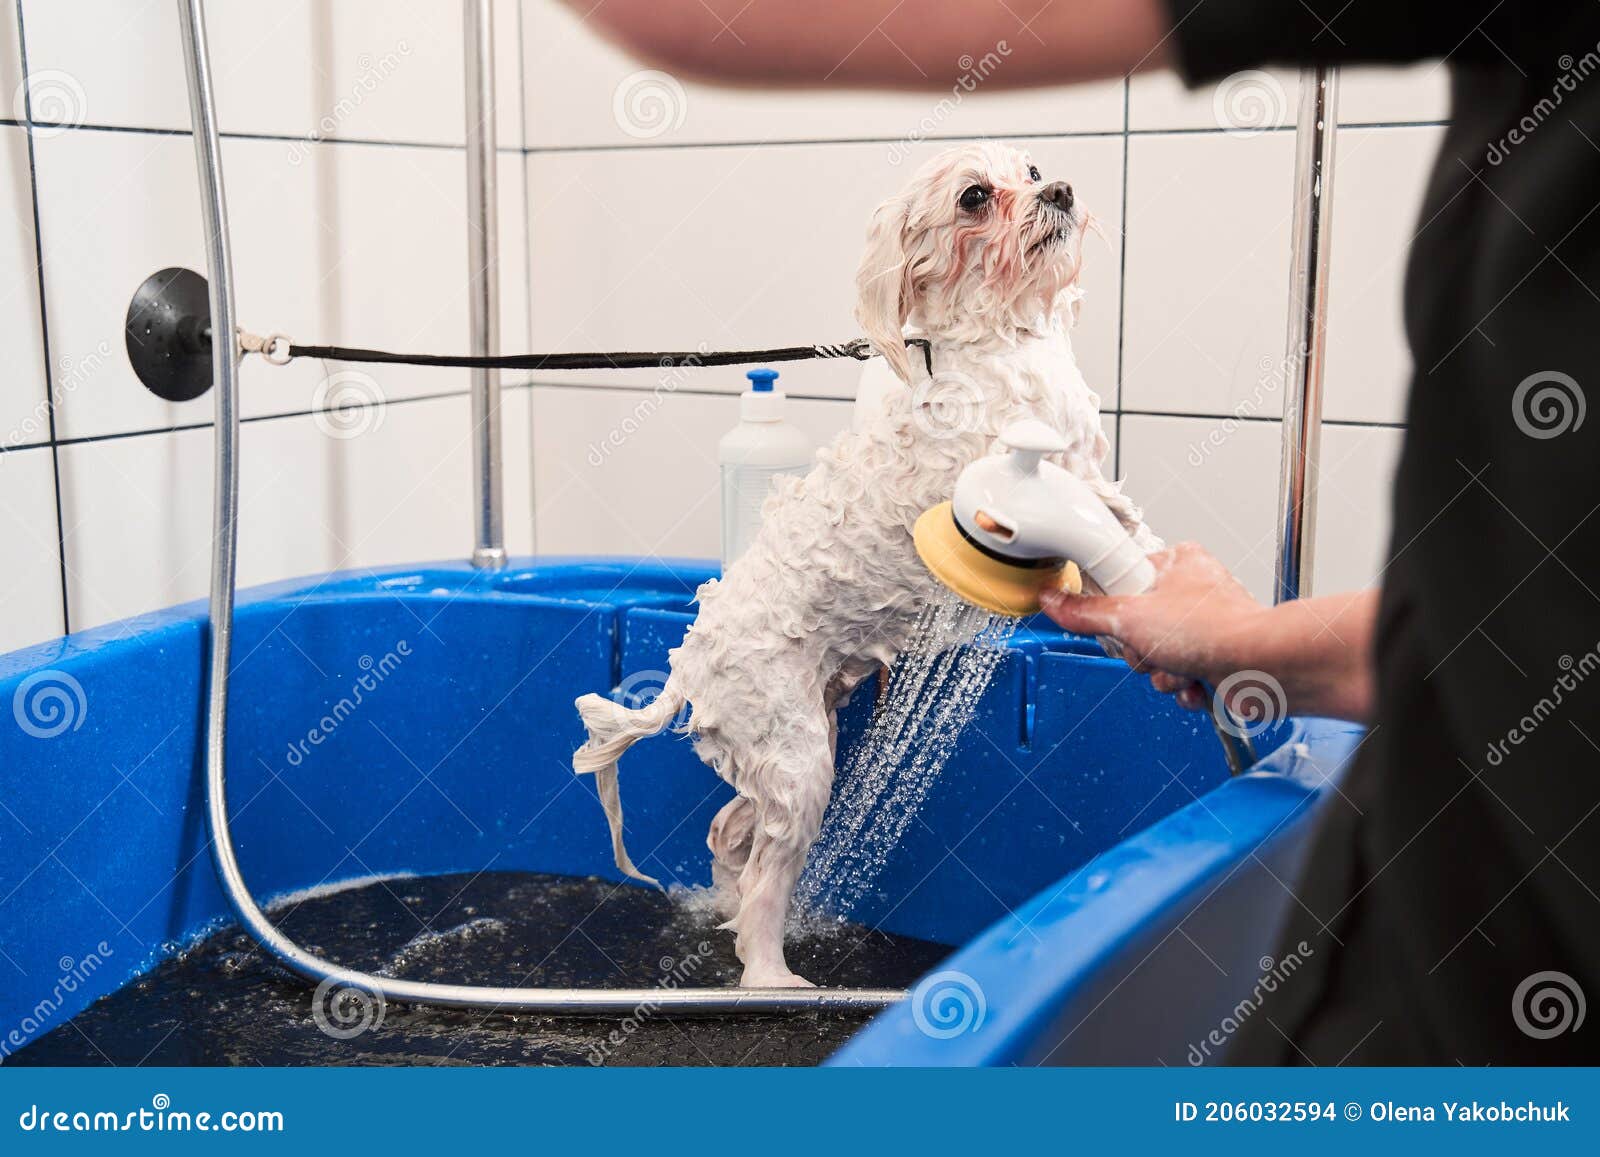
[{"xmin": 718, "ymin": 368, "xmax": 813, "ymax": 570}]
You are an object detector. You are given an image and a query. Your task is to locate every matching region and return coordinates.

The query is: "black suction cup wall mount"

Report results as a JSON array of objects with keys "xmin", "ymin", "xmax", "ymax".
[{"xmin": 125, "ymin": 267, "xmax": 215, "ymax": 401}]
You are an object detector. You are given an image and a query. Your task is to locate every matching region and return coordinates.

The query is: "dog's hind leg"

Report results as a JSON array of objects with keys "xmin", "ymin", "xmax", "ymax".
[
  {"xmin": 707, "ymin": 795, "xmax": 755, "ymax": 921},
  {"xmin": 731, "ymin": 731, "xmax": 835, "ymax": 988}
]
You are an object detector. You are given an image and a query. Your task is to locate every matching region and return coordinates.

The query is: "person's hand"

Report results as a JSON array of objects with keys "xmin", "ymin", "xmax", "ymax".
[{"xmin": 1039, "ymin": 542, "xmax": 1267, "ymax": 711}]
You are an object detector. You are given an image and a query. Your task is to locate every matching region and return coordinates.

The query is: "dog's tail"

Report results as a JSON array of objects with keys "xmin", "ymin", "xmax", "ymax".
[{"xmin": 572, "ymin": 687, "xmax": 685, "ymax": 887}]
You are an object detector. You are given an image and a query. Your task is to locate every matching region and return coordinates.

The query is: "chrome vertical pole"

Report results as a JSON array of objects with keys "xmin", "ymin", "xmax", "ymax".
[
  {"xmin": 464, "ymin": 0, "xmax": 506, "ymax": 569},
  {"xmin": 1274, "ymin": 66, "xmax": 1339, "ymax": 604}
]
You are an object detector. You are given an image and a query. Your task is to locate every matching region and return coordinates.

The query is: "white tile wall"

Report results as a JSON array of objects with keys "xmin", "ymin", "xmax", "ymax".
[
  {"xmin": 527, "ymin": 133, "xmax": 1123, "ymax": 402},
  {"xmin": 532, "ymin": 385, "xmax": 849, "ymax": 557},
  {"xmin": 1119, "ymin": 414, "xmax": 1404, "ymax": 602},
  {"xmin": 58, "ymin": 390, "xmax": 533, "ymax": 632},
  {"xmin": 1324, "ymin": 126, "xmax": 1446, "ymax": 424},
  {"xmin": 34, "ymin": 129, "xmax": 530, "ymax": 441},
  {"xmin": 20, "ymin": 0, "xmax": 524, "ymax": 148},
  {"xmin": 0, "ymin": 125, "xmax": 47, "ymax": 449},
  {"xmin": 1, "ymin": 0, "xmax": 1450, "ymax": 655},
  {"xmin": 1121, "ymin": 130, "xmax": 1295, "ymax": 419},
  {"xmin": 5, "ymin": 0, "xmax": 533, "ymax": 647},
  {"xmin": 0, "ymin": 445, "xmax": 64, "ymax": 651}
]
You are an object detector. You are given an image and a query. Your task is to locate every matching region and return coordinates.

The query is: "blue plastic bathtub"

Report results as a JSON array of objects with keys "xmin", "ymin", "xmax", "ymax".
[{"xmin": 0, "ymin": 558, "xmax": 1360, "ymax": 1064}]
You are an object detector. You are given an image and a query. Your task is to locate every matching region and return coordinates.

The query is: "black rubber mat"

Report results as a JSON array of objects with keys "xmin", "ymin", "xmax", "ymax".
[{"xmin": 12, "ymin": 871, "xmax": 948, "ymax": 1066}]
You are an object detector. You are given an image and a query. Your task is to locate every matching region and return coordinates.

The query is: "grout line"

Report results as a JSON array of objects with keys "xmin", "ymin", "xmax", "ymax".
[
  {"xmin": 11, "ymin": 380, "xmax": 538, "ymax": 453},
  {"xmin": 13, "ymin": 0, "xmax": 72, "ymax": 634},
  {"xmin": 1119, "ymin": 407, "xmax": 1406, "ymax": 429},
  {"xmin": 521, "ymin": 120, "xmax": 1450, "ymax": 155},
  {"xmin": 10, "ymin": 120, "xmax": 1450, "ymax": 157},
  {"xmin": 1114, "ymin": 76, "xmax": 1131, "ymax": 480},
  {"xmin": 0, "ymin": 386, "xmax": 1411, "ymax": 459},
  {"xmin": 14, "ymin": 118, "xmax": 526, "ymax": 153},
  {"xmin": 516, "ymin": 0, "xmax": 537, "ymax": 552}
]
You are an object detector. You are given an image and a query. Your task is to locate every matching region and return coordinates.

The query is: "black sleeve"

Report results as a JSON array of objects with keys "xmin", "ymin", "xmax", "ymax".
[{"xmin": 1161, "ymin": 0, "xmax": 1511, "ymax": 84}]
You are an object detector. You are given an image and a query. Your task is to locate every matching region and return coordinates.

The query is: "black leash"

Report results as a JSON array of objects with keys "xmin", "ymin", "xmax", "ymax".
[{"xmin": 263, "ymin": 336, "xmax": 932, "ymax": 374}]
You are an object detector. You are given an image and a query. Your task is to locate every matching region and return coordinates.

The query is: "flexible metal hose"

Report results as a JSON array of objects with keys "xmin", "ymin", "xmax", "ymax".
[{"xmin": 180, "ymin": 0, "xmax": 900, "ymax": 1017}]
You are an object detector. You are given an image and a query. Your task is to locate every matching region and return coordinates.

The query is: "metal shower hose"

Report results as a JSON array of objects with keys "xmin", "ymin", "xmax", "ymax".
[{"xmin": 178, "ymin": 0, "xmax": 901, "ymax": 1016}]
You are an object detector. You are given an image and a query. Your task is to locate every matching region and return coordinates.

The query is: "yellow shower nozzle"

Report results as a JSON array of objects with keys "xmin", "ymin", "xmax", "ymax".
[{"xmin": 913, "ymin": 501, "xmax": 1081, "ymax": 618}]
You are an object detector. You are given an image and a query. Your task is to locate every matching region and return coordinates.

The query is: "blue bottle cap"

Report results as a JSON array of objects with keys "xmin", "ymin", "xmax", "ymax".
[{"xmin": 746, "ymin": 368, "xmax": 779, "ymax": 392}]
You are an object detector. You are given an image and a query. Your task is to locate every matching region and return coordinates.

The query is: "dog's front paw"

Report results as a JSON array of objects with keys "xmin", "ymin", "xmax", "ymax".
[{"xmin": 741, "ymin": 968, "xmax": 816, "ymax": 989}]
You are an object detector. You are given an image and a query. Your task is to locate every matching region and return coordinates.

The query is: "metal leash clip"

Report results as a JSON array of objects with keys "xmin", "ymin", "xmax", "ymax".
[{"xmin": 237, "ymin": 329, "xmax": 293, "ymax": 365}]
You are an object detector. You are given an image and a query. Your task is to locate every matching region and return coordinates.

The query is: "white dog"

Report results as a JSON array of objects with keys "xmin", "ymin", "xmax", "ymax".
[{"xmin": 573, "ymin": 142, "xmax": 1159, "ymax": 987}]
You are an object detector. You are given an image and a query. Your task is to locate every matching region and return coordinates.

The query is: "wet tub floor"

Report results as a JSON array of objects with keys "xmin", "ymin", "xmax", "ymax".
[{"xmin": 12, "ymin": 871, "xmax": 948, "ymax": 1066}]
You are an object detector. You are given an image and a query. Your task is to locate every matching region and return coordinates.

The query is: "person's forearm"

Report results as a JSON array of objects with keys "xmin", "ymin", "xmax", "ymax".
[
  {"xmin": 1220, "ymin": 590, "xmax": 1378, "ymax": 724},
  {"xmin": 572, "ymin": 0, "xmax": 1172, "ymax": 90}
]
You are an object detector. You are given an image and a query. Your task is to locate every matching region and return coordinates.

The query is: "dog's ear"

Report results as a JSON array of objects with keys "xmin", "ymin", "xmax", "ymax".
[{"xmin": 855, "ymin": 195, "xmax": 912, "ymax": 383}]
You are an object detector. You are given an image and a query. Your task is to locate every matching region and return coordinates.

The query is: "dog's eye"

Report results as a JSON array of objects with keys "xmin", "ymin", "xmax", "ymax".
[
  {"xmin": 1028, "ymin": 165, "xmax": 1041, "ymax": 182},
  {"xmin": 958, "ymin": 185, "xmax": 990, "ymax": 211}
]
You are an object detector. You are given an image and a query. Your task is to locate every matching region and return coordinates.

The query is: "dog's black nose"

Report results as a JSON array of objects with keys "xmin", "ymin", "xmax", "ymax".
[{"xmin": 1039, "ymin": 181, "xmax": 1074, "ymax": 212}]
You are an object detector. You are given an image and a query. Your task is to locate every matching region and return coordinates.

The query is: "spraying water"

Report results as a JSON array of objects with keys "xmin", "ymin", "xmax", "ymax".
[{"xmin": 796, "ymin": 591, "xmax": 1017, "ymax": 918}]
